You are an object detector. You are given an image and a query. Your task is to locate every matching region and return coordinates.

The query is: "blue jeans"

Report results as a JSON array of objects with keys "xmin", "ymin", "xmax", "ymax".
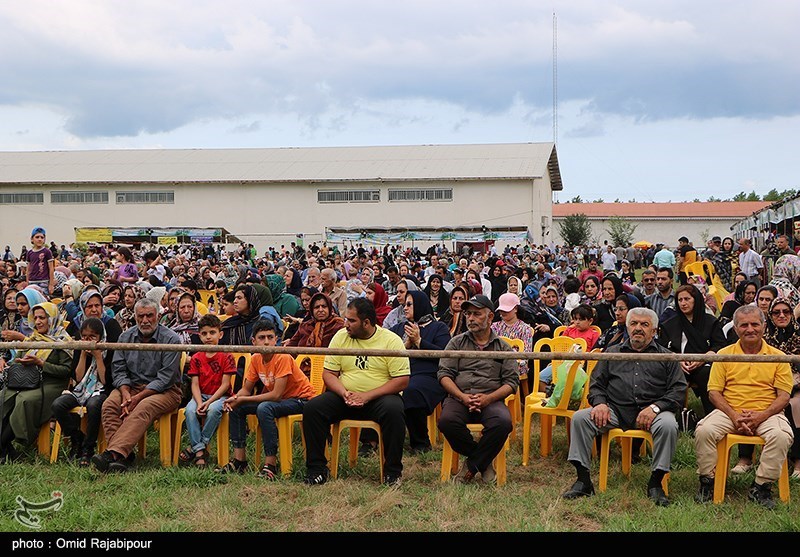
[
  {"xmin": 539, "ymin": 364, "xmax": 553, "ymax": 385},
  {"xmin": 184, "ymin": 394, "xmax": 228, "ymax": 453},
  {"xmin": 229, "ymin": 398, "xmax": 307, "ymax": 457}
]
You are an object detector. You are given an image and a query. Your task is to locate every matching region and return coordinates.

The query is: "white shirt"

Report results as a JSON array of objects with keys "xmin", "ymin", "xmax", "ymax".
[{"xmin": 601, "ymin": 251, "xmax": 617, "ymax": 271}]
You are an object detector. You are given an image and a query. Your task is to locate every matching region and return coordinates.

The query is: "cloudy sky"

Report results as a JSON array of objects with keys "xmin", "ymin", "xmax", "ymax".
[{"xmin": 1, "ymin": 1, "xmax": 798, "ymax": 202}]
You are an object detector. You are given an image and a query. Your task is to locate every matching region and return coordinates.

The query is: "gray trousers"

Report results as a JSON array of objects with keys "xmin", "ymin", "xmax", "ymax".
[{"xmin": 567, "ymin": 407, "xmax": 679, "ymax": 473}]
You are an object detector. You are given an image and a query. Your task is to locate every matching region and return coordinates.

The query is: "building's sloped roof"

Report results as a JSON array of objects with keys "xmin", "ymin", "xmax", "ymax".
[
  {"xmin": 0, "ymin": 143, "xmax": 560, "ymax": 188},
  {"xmin": 552, "ymin": 202, "xmax": 771, "ymax": 218}
]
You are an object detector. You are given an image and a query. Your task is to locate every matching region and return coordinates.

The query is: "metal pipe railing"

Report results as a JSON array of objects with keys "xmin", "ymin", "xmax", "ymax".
[{"xmin": 3, "ymin": 341, "xmax": 800, "ymax": 364}]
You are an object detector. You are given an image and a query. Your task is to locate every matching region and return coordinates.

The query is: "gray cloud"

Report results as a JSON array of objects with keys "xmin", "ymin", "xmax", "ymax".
[{"xmin": 0, "ymin": 1, "xmax": 797, "ymax": 139}]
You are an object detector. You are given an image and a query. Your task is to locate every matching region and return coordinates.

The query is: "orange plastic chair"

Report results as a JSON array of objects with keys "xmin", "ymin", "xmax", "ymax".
[
  {"xmin": 50, "ymin": 407, "xmax": 107, "ymax": 463},
  {"xmin": 330, "ymin": 419, "xmax": 384, "ymax": 481},
  {"xmin": 439, "ymin": 393, "xmax": 516, "ymax": 485},
  {"xmin": 713, "ymin": 433, "xmax": 790, "ymax": 504},
  {"xmin": 598, "ymin": 429, "xmax": 669, "ymax": 493},
  {"xmin": 521, "ymin": 338, "xmax": 587, "ymax": 465},
  {"xmin": 273, "ymin": 354, "xmax": 326, "ymax": 475}
]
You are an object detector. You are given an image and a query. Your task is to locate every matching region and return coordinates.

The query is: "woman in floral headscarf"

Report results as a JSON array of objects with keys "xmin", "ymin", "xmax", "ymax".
[
  {"xmin": 115, "ymin": 284, "xmax": 146, "ymax": 333},
  {"xmin": 0, "ymin": 302, "xmax": 72, "ymax": 459},
  {"xmin": 283, "ymin": 292, "xmax": 344, "ymax": 348},
  {"xmin": 768, "ymin": 254, "xmax": 800, "ymax": 317},
  {"xmin": 168, "ymin": 291, "xmax": 201, "ymax": 345}
]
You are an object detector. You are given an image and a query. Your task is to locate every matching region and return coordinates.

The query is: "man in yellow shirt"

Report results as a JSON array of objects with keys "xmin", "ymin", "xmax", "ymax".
[
  {"xmin": 302, "ymin": 297, "xmax": 410, "ymax": 486},
  {"xmin": 694, "ymin": 304, "xmax": 794, "ymax": 509}
]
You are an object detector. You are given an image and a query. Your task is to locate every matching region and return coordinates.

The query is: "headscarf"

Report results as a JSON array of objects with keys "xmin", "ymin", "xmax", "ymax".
[
  {"xmin": 19, "ymin": 301, "xmax": 73, "ymax": 362},
  {"xmin": 63, "ymin": 279, "xmax": 84, "ymax": 302},
  {"xmin": 285, "ymin": 292, "xmax": 344, "ymax": 348},
  {"xmin": 406, "ymin": 290, "xmax": 435, "ymax": 326},
  {"xmin": 53, "ymin": 271, "xmax": 69, "ymax": 295},
  {"xmin": 368, "ymin": 282, "xmax": 393, "ymax": 326},
  {"xmin": 403, "ymin": 278, "xmax": 421, "ymax": 293},
  {"xmin": 675, "ymin": 285, "xmax": 713, "ymax": 354},
  {"xmin": 507, "ymin": 275, "xmax": 524, "ymax": 296},
  {"xmin": 168, "ymin": 291, "xmax": 200, "ymax": 344},
  {"xmin": 467, "ymin": 278, "xmax": 482, "ymax": 296},
  {"xmin": 769, "ymin": 254, "xmax": 800, "ymax": 310},
  {"xmin": 1, "ymin": 287, "xmax": 20, "ymax": 332},
  {"xmin": 264, "ymin": 274, "xmax": 286, "ymax": 303},
  {"xmin": 252, "ymin": 283, "xmax": 274, "ymax": 310},
  {"xmin": 15, "ymin": 287, "xmax": 47, "ymax": 336},
  {"xmin": 286, "ymin": 268, "xmax": 304, "ymax": 297},
  {"xmin": 116, "ymin": 284, "xmax": 145, "ymax": 332},
  {"xmin": 765, "ymin": 297, "xmax": 800, "ymax": 352},
  {"xmin": 145, "ymin": 286, "xmax": 167, "ymax": 308},
  {"xmin": 443, "ymin": 284, "xmax": 470, "ymax": 337},
  {"xmin": 422, "ymin": 275, "xmax": 450, "ymax": 320},
  {"xmin": 487, "ymin": 265, "xmax": 507, "ymax": 304},
  {"xmin": 71, "ymin": 319, "xmax": 107, "ymax": 405},
  {"xmin": 221, "ymin": 284, "xmax": 261, "ymax": 345}
]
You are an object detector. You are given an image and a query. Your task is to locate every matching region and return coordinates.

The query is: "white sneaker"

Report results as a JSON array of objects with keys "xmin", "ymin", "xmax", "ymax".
[{"xmin": 730, "ymin": 461, "xmax": 753, "ymax": 475}]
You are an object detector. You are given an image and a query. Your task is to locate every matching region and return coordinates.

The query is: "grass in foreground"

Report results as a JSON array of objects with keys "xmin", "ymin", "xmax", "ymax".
[{"xmin": 1, "ymin": 409, "xmax": 799, "ymax": 533}]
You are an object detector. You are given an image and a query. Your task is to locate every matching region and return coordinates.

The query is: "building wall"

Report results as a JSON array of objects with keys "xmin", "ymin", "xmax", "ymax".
[
  {"xmin": 1, "ymin": 178, "xmax": 552, "ymax": 255},
  {"xmin": 552, "ymin": 218, "xmax": 740, "ymax": 247}
]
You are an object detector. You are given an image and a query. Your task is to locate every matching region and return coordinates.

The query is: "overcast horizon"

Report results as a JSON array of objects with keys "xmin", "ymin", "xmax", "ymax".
[{"xmin": 1, "ymin": 1, "xmax": 797, "ymax": 203}]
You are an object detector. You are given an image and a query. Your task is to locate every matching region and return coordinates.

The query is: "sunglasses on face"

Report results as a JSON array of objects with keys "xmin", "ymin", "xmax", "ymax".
[{"xmin": 771, "ymin": 309, "xmax": 792, "ymax": 316}]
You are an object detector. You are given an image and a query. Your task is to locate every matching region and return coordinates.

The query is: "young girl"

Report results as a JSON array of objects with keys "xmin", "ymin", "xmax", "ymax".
[
  {"xmin": 109, "ymin": 247, "xmax": 139, "ymax": 287},
  {"xmin": 26, "ymin": 227, "xmax": 55, "ymax": 296},
  {"xmin": 51, "ymin": 317, "xmax": 110, "ymax": 465}
]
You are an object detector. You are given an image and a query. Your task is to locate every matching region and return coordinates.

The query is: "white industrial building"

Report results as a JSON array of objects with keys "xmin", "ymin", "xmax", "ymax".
[{"xmin": 0, "ymin": 143, "xmax": 562, "ymax": 254}]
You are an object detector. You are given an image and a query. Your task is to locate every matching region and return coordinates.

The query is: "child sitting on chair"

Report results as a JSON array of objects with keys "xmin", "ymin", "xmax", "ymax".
[
  {"xmin": 177, "ymin": 313, "xmax": 236, "ymax": 467},
  {"xmin": 217, "ymin": 318, "xmax": 315, "ymax": 479}
]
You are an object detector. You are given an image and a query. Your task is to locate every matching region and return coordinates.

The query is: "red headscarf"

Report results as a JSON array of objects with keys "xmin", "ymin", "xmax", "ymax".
[{"xmin": 368, "ymin": 282, "xmax": 392, "ymax": 326}]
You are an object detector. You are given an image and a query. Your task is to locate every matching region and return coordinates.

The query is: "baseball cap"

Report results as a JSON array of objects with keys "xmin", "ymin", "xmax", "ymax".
[
  {"xmin": 461, "ymin": 294, "xmax": 495, "ymax": 313},
  {"xmin": 711, "ymin": 236, "xmax": 722, "ymax": 243},
  {"xmin": 678, "ymin": 236, "xmax": 689, "ymax": 243},
  {"xmin": 497, "ymin": 292, "xmax": 520, "ymax": 312},
  {"xmin": 31, "ymin": 226, "xmax": 46, "ymax": 237}
]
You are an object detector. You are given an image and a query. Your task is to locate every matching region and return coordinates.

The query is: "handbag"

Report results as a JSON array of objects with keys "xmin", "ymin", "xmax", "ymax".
[{"xmin": 3, "ymin": 362, "xmax": 43, "ymax": 391}]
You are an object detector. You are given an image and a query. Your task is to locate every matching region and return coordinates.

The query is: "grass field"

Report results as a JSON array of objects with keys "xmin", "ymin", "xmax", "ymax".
[{"xmin": 1, "ymin": 398, "xmax": 799, "ymax": 534}]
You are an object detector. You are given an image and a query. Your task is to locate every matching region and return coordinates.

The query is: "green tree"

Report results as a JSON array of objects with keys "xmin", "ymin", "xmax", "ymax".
[
  {"xmin": 763, "ymin": 189, "xmax": 781, "ymax": 201},
  {"xmin": 606, "ymin": 215, "xmax": 638, "ymax": 247},
  {"xmin": 732, "ymin": 191, "xmax": 747, "ymax": 201},
  {"xmin": 707, "ymin": 196, "xmax": 722, "ymax": 202},
  {"xmin": 592, "ymin": 198, "xmax": 604, "ymax": 203},
  {"xmin": 570, "ymin": 195, "xmax": 583, "ymax": 203},
  {"xmin": 745, "ymin": 190, "xmax": 761, "ymax": 201},
  {"xmin": 558, "ymin": 213, "xmax": 592, "ymax": 247}
]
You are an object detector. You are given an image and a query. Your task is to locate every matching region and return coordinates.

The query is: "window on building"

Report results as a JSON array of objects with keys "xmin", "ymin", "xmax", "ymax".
[
  {"xmin": 116, "ymin": 191, "xmax": 175, "ymax": 204},
  {"xmin": 388, "ymin": 188, "xmax": 453, "ymax": 202},
  {"xmin": 0, "ymin": 192, "xmax": 44, "ymax": 204},
  {"xmin": 51, "ymin": 191, "xmax": 109, "ymax": 204},
  {"xmin": 317, "ymin": 190, "xmax": 380, "ymax": 203}
]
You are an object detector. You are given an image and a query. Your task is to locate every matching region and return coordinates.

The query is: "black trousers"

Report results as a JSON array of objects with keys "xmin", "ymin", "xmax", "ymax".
[
  {"xmin": 437, "ymin": 396, "xmax": 512, "ymax": 474},
  {"xmin": 405, "ymin": 407, "xmax": 432, "ymax": 451},
  {"xmin": 52, "ymin": 393, "xmax": 107, "ymax": 453},
  {"xmin": 302, "ymin": 391, "xmax": 406, "ymax": 477}
]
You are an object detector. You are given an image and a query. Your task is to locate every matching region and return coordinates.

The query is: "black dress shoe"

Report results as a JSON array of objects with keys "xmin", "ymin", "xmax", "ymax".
[
  {"xmin": 108, "ymin": 459, "xmax": 130, "ymax": 473},
  {"xmin": 91, "ymin": 451, "xmax": 113, "ymax": 473},
  {"xmin": 562, "ymin": 480, "xmax": 595, "ymax": 499},
  {"xmin": 648, "ymin": 486, "xmax": 670, "ymax": 507}
]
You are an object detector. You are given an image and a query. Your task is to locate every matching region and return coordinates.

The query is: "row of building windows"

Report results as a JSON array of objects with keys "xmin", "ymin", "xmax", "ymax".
[
  {"xmin": 0, "ymin": 188, "xmax": 453, "ymax": 205},
  {"xmin": 317, "ymin": 188, "xmax": 453, "ymax": 203},
  {"xmin": 0, "ymin": 191, "xmax": 175, "ymax": 205}
]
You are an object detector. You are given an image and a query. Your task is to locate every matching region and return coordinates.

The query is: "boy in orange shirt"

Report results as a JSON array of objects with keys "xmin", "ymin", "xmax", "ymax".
[{"xmin": 218, "ymin": 318, "xmax": 315, "ymax": 479}]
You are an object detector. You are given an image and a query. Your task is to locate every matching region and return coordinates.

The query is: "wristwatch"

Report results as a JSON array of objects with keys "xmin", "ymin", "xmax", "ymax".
[{"xmin": 650, "ymin": 404, "xmax": 661, "ymax": 414}]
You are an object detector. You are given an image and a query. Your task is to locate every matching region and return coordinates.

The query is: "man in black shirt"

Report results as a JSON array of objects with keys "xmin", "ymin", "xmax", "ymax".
[{"xmin": 561, "ymin": 307, "xmax": 687, "ymax": 506}]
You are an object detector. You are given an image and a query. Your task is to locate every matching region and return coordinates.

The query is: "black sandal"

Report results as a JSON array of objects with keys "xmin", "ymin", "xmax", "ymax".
[
  {"xmin": 178, "ymin": 447, "xmax": 196, "ymax": 466},
  {"xmin": 194, "ymin": 449, "xmax": 209, "ymax": 468},
  {"xmin": 215, "ymin": 458, "xmax": 247, "ymax": 474}
]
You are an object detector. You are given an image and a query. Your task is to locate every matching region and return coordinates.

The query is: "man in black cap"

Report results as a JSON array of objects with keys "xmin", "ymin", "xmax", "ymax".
[{"xmin": 437, "ymin": 295, "xmax": 519, "ymax": 484}]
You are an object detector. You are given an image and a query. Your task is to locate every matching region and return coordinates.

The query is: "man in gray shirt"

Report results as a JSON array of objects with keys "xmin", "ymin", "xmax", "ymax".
[
  {"xmin": 438, "ymin": 295, "xmax": 519, "ymax": 484},
  {"xmin": 92, "ymin": 297, "xmax": 183, "ymax": 473},
  {"xmin": 561, "ymin": 308, "xmax": 687, "ymax": 506}
]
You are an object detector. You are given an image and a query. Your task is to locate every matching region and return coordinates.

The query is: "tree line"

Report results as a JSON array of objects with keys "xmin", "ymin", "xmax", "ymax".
[{"xmin": 559, "ymin": 188, "xmax": 797, "ymax": 204}]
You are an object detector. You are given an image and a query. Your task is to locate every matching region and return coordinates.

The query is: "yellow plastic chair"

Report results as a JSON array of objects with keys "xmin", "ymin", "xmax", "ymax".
[
  {"xmin": 197, "ymin": 289, "xmax": 216, "ymax": 308},
  {"xmin": 330, "ymin": 419, "xmax": 384, "ymax": 481},
  {"xmin": 50, "ymin": 407, "xmax": 107, "ymax": 463},
  {"xmin": 553, "ymin": 326, "xmax": 567, "ymax": 337},
  {"xmin": 273, "ymin": 354, "xmax": 326, "ymax": 475},
  {"xmin": 426, "ymin": 403, "xmax": 442, "ymax": 447},
  {"xmin": 598, "ymin": 429, "xmax": 669, "ymax": 494},
  {"xmin": 713, "ymin": 433, "xmax": 790, "ymax": 504},
  {"xmin": 521, "ymin": 341, "xmax": 587, "ymax": 465},
  {"xmin": 499, "ymin": 336, "xmax": 526, "ymax": 439},
  {"xmin": 172, "ymin": 372, "xmax": 238, "ymax": 467},
  {"xmin": 37, "ymin": 422, "xmax": 53, "ymax": 459},
  {"xmin": 440, "ymin": 423, "xmax": 509, "ymax": 486}
]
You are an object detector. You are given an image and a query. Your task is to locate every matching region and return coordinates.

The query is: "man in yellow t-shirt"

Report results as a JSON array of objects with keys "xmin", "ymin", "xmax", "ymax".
[
  {"xmin": 694, "ymin": 305, "xmax": 794, "ymax": 509},
  {"xmin": 302, "ymin": 298, "xmax": 410, "ymax": 486}
]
